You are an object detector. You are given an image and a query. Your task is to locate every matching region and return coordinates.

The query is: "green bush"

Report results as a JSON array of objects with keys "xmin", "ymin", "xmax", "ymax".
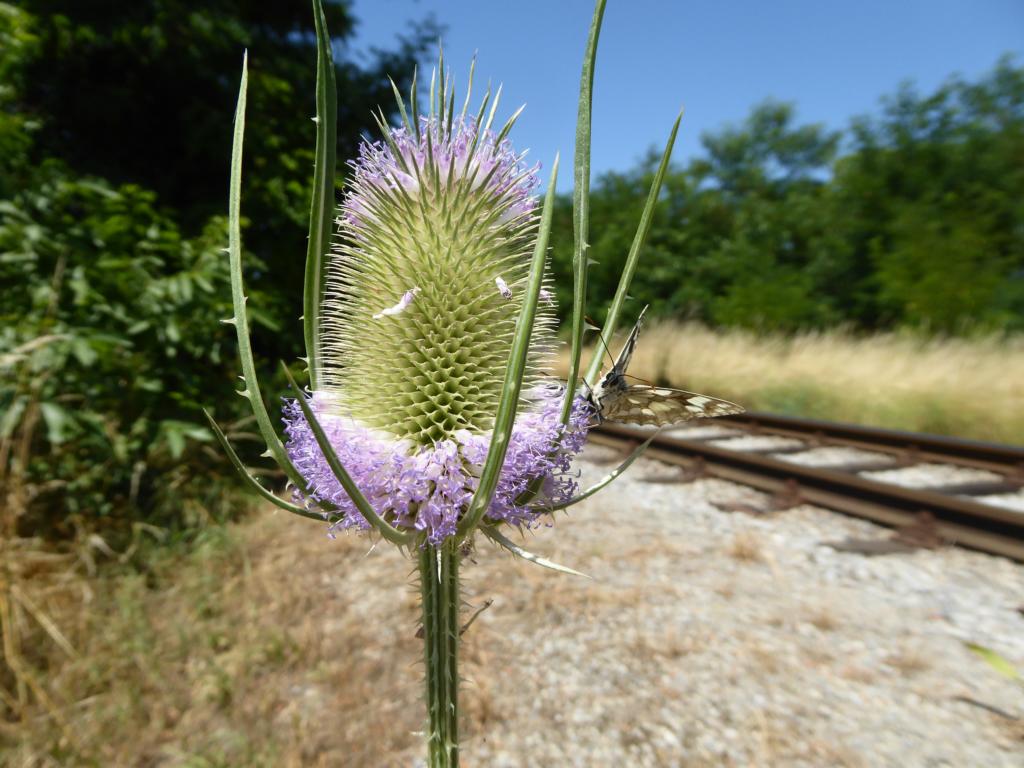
[
  {"xmin": 0, "ymin": 164, "xmax": 246, "ymax": 535},
  {"xmin": 0, "ymin": 1, "xmax": 433, "ymax": 541}
]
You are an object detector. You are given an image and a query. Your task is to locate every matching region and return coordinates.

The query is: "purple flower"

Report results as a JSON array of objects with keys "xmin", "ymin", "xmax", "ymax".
[
  {"xmin": 340, "ymin": 116, "xmax": 539, "ymax": 232},
  {"xmin": 284, "ymin": 83, "xmax": 588, "ymax": 544},
  {"xmin": 283, "ymin": 386, "xmax": 591, "ymax": 544}
]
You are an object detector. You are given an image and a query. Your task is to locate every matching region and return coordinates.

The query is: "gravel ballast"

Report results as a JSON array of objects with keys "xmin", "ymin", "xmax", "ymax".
[{"xmin": 442, "ymin": 444, "xmax": 1024, "ymax": 767}]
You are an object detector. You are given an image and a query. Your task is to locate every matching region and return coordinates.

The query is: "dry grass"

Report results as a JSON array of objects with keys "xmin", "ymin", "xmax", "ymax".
[
  {"xmin": 837, "ymin": 664, "xmax": 878, "ymax": 685},
  {"xmin": 628, "ymin": 627, "xmax": 709, "ymax": 661},
  {"xmin": 752, "ymin": 712, "xmax": 868, "ymax": 768},
  {"xmin": 745, "ymin": 642, "xmax": 786, "ymax": 676},
  {"xmin": 999, "ymin": 715, "xmax": 1024, "ymax": 745},
  {"xmin": 1, "ymin": 516, "xmax": 668, "ymax": 766},
  {"xmin": 4, "ymin": 490, "xmax": 1018, "ymax": 765},
  {"xmin": 2, "ymin": 517, "xmax": 427, "ymax": 767},
  {"xmin": 805, "ymin": 606, "xmax": 840, "ymax": 633},
  {"xmin": 885, "ymin": 646, "xmax": 932, "ymax": 677},
  {"xmin": 559, "ymin": 322, "xmax": 1024, "ymax": 443},
  {"xmin": 724, "ymin": 530, "xmax": 766, "ymax": 563}
]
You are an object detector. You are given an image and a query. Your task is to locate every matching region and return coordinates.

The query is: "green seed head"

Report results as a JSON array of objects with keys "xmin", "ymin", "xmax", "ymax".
[{"xmin": 318, "ymin": 109, "xmax": 555, "ymax": 446}]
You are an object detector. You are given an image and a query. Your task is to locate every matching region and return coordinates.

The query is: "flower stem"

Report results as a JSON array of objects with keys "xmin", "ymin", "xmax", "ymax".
[{"xmin": 420, "ymin": 541, "xmax": 460, "ymax": 767}]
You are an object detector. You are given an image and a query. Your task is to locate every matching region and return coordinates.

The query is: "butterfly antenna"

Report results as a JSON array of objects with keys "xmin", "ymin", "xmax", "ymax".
[
  {"xmin": 587, "ymin": 319, "xmax": 617, "ymax": 371},
  {"xmin": 624, "ymin": 373, "xmax": 655, "ymax": 386}
]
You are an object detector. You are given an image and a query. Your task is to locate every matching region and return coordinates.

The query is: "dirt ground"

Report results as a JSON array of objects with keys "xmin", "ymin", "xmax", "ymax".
[{"xmin": 5, "ymin": 444, "xmax": 1023, "ymax": 766}]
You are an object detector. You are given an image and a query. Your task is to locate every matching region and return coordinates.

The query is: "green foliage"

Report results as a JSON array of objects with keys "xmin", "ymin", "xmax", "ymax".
[
  {"xmin": 873, "ymin": 203, "xmax": 1011, "ymax": 330},
  {"xmin": 0, "ymin": 161, "xmax": 245, "ymax": 535},
  {"xmin": 11, "ymin": 0, "xmax": 437, "ymax": 363},
  {"xmin": 554, "ymin": 62, "xmax": 1024, "ymax": 335},
  {"xmin": 0, "ymin": 3, "xmax": 39, "ymax": 196},
  {"xmin": 0, "ymin": 1, "xmax": 436, "ymax": 540},
  {"xmin": 552, "ymin": 103, "xmax": 844, "ymax": 331},
  {"xmin": 830, "ymin": 58, "xmax": 1024, "ymax": 331}
]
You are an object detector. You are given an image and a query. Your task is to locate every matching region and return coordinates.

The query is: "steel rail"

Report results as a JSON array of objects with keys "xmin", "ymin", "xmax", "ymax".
[
  {"xmin": 717, "ymin": 411, "xmax": 1024, "ymax": 476},
  {"xmin": 591, "ymin": 422, "xmax": 1024, "ymax": 563}
]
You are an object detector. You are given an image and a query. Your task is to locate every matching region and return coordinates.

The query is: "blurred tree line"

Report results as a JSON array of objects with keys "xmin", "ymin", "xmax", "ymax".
[
  {"xmin": 1, "ymin": 0, "xmax": 1020, "ymax": 542},
  {"xmin": 551, "ymin": 57, "xmax": 1024, "ymax": 334},
  {"xmin": 0, "ymin": 1, "xmax": 435, "ymax": 541}
]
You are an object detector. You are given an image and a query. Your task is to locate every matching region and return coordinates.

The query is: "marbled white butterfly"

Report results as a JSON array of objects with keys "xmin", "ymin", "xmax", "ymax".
[{"xmin": 585, "ymin": 306, "xmax": 744, "ymax": 426}]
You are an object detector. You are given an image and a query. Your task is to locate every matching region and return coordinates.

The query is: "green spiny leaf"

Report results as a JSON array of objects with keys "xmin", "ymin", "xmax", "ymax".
[
  {"xmin": 204, "ymin": 409, "xmax": 331, "ymax": 522},
  {"xmin": 482, "ymin": 525, "xmax": 591, "ymax": 579},
  {"xmin": 457, "ymin": 154, "xmax": 560, "ymax": 537},
  {"xmin": 225, "ymin": 52, "xmax": 308, "ymax": 492},
  {"xmin": 545, "ymin": 431, "xmax": 658, "ymax": 512},
  {"xmin": 303, "ymin": 0, "xmax": 339, "ymax": 388},
  {"xmin": 561, "ymin": 0, "xmax": 607, "ymax": 425}
]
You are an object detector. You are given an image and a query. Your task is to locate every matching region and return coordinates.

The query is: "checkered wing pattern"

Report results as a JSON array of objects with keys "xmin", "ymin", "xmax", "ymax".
[{"xmin": 599, "ymin": 386, "xmax": 744, "ymax": 426}]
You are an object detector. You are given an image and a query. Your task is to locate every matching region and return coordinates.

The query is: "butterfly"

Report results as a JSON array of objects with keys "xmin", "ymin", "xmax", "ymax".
[{"xmin": 584, "ymin": 306, "xmax": 744, "ymax": 426}]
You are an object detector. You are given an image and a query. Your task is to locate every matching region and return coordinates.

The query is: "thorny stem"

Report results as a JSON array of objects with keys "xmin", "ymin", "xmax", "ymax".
[{"xmin": 419, "ymin": 542, "xmax": 461, "ymax": 767}]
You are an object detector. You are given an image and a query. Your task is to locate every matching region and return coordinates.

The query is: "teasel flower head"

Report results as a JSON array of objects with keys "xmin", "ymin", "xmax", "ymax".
[
  {"xmin": 211, "ymin": 1, "xmax": 680, "ymax": 553},
  {"xmin": 211, "ymin": 7, "xmax": 688, "ymax": 765},
  {"xmin": 281, "ymin": 70, "xmax": 592, "ymax": 543}
]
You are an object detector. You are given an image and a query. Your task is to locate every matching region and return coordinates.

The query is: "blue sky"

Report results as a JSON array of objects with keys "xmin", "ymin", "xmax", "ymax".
[{"xmin": 346, "ymin": 1, "xmax": 1023, "ymax": 188}]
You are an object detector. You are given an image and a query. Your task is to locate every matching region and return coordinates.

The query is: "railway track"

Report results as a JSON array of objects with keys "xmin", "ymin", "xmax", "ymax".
[{"xmin": 590, "ymin": 413, "xmax": 1024, "ymax": 562}]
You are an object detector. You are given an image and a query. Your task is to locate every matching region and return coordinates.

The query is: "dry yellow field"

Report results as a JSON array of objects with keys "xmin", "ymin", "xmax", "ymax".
[
  {"xmin": 558, "ymin": 323, "xmax": 1024, "ymax": 444},
  {"xmin": 2, "ymin": 517, "xmax": 424, "ymax": 766}
]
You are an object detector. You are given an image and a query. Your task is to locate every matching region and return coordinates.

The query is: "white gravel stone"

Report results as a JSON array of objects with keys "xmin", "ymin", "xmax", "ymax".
[
  {"xmin": 862, "ymin": 462, "xmax": 1005, "ymax": 489},
  {"xmin": 775, "ymin": 445, "xmax": 896, "ymax": 468},
  {"xmin": 707, "ymin": 435, "xmax": 807, "ymax": 452},
  {"xmin": 667, "ymin": 424, "xmax": 746, "ymax": 441},
  {"xmin": 974, "ymin": 491, "xmax": 1024, "ymax": 513},
  {"xmin": 446, "ymin": 447, "xmax": 1024, "ymax": 768}
]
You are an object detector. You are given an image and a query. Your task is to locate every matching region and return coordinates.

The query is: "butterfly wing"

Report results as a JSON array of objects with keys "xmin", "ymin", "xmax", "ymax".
[
  {"xmin": 589, "ymin": 306, "xmax": 648, "ymax": 407},
  {"xmin": 588, "ymin": 306, "xmax": 743, "ymax": 426},
  {"xmin": 600, "ymin": 385, "xmax": 744, "ymax": 427},
  {"xmin": 610, "ymin": 305, "xmax": 648, "ymax": 376}
]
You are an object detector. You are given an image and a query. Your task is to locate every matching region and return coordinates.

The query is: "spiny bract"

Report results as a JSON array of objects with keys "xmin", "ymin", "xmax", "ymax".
[{"xmin": 320, "ymin": 111, "xmax": 556, "ymax": 446}]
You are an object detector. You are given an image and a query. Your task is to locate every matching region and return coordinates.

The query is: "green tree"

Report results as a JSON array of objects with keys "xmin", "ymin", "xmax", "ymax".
[
  {"xmin": 551, "ymin": 62, "xmax": 1024, "ymax": 335},
  {"xmin": 828, "ymin": 58, "xmax": 1024, "ymax": 330},
  {"xmin": 695, "ymin": 100, "xmax": 839, "ymax": 195},
  {"xmin": 13, "ymin": 0, "xmax": 438, "ymax": 354},
  {"xmin": 0, "ymin": 1, "xmax": 439, "ymax": 538},
  {"xmin": 691, "ymin": 102, "xmax": 840, "ymax": 330},
  {"xmin": 874, "ymin": 203, "xmax": 1011, "ymax": 330},
  {"xmin": 556, "ymin": 102, "xmax": 840, "ymax": 333},
  {"xmin": 0, "ymin": 3, "xmax": 38, "ymax": 198},
  {"xmin": 1, "ymin": 163, "xmax": 240, "ymax": 537}
]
